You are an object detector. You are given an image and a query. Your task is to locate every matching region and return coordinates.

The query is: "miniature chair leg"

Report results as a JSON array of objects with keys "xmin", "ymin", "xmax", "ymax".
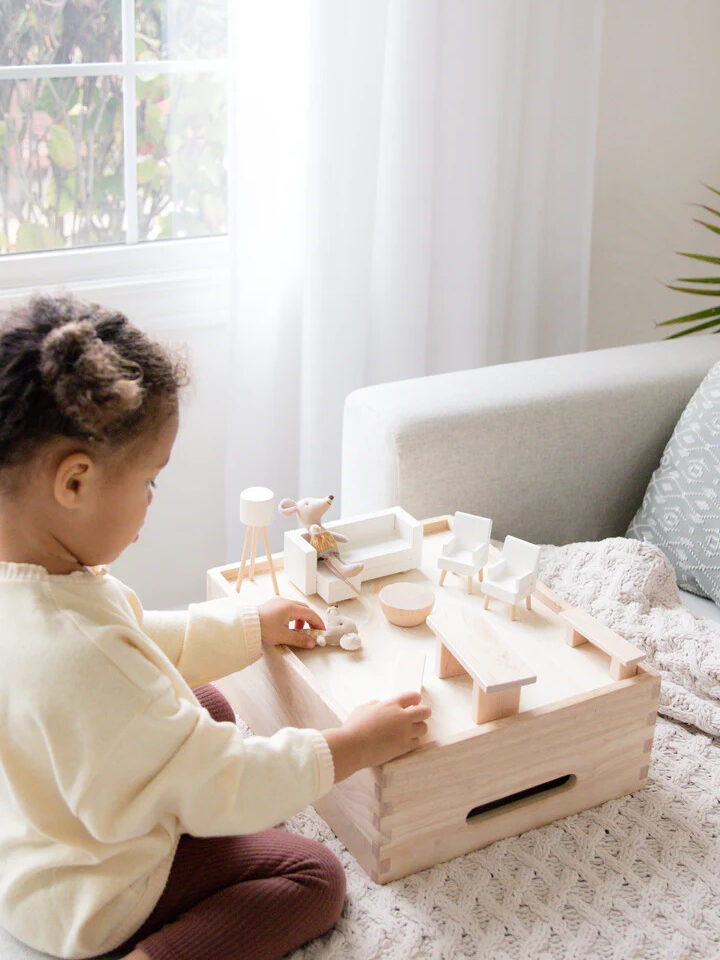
[
  {"xmin": 235, "ymin": 527, "xmax": 252, "ymax": 593},
  {"xmin": 478, "ymin": 568, "xmax": 484, "ymax": 582},
  {"xmin": 483, "ymin": 594, "xmax": 490, "ymax": 610},
  {"xmin": 439, "ymin": 569, "xmax": 447, "ymax": 586},
  {"xmin": 525, "ymin": 595, "xmax": 531, "ymax": 610},
  {"xmin": 261, "ymin": 526, "xmax": 280, "ymax": 596},
  {"xmin": 249, "ymin": 527, "xmax": 258, "ymax": 580},
  {"xmin": 510, "ymin": 604, "xmax": 516, "ymax": 621},
  {"xmin": 467, "ymin": 576, "xmax": 472, "ymax": 594}
]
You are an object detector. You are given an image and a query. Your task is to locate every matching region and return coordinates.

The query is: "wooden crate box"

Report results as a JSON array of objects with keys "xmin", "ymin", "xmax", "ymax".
[{"xmin": 208, "ymin": 517, "xmax": 660, "ymax": 884}]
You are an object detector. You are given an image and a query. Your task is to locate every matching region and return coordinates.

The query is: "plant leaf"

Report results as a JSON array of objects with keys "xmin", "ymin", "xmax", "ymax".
[
  {"xmin": 656, "ymin": 305, "xmax": 720, "ymax": 327},
  {"xmin": 676, "ymin": 277, "xmax": 720, "ymax": 283},
  {"xmin": 665, "ymin": 316, "xmax": 720, "ymax": 338},
  {"xmin": 693, "ymin": 218, "xmax": 720, "ymax": 237},
  {"xmin": 666, "ymin": 284, "xmax": 720, "ymax": 296},
  {"xmin": 701, "ymin": 182, "xmax": 720, "ymax": 200},
  {"xmin": 48, "ymin": 124, "xmax": 76, "ymax": 171},
  {"xmin": 677, "ymin": 252, "xmax": 720, "ymax": 265},
  {"xmin": 693, "ymin": 204, "xmax": 720, "ymax": 220}
]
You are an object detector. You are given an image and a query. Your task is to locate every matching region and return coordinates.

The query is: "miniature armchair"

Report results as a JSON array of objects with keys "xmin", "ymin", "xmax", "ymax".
[
  {"xmin": 481, "ymin": 535, "xmax": 541, "ymax": 620},
  {"xmin": 437, "ymin": 512, "xmax": 492, "ymax": 594}
]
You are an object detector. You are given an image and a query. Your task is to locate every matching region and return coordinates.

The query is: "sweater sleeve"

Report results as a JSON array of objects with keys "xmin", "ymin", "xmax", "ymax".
[
  {"xmin": 118, "ymin": 583, "xmax": 263, "ymax": 685},
  {"xmin": 74, "ymin": 682, "xmax": 336, "ymax": 842}
]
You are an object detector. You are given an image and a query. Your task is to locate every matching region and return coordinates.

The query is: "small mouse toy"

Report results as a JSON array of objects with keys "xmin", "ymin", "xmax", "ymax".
[
  {"xmin": 305, "ymin": 606, "xmax": 362, "ymax": 652},
  {"xmin": 279, "ymin": 494, "xmax": 364, "ymax": 594}
]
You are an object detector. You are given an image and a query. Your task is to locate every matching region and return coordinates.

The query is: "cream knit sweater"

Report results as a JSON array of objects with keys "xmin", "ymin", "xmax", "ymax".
[{"xmin": 0, "ymin": 563, "xmax": 336, "ymax": 959}]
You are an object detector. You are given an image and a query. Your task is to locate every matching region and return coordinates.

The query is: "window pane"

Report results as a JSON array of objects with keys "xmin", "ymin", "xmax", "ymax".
[
  {"xmin": 136, "ymin": 72, "xmax": 226, "ymax": 242},
  {"xmin": 135, "ymin": 0, "xmax": 227, "ymax": 61},
  {"xmin": 0, "ymin": 0, "xmax": 122, "ymax": 66},
  {"xmin": 0, "ymin": 76, "xmax": 125, "ymax": 254}
]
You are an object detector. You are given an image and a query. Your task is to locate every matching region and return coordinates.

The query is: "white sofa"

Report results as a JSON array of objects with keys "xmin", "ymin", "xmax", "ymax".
[
  {"xmin": 341, "ymin": 336, "xmax": 720, "ymax": 623},
  {"xmin": 283, "ymin": 506, "xmax": 423, "ymax": 603}
]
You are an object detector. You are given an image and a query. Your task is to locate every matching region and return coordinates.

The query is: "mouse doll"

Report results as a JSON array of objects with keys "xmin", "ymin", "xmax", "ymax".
[
  {"xmin": 278, "ymin": 494, "xmax": 364, "ymax": 594},
  {"xmin": 304, "ymin": 606, "xmax": 362, "ymax": 652}
]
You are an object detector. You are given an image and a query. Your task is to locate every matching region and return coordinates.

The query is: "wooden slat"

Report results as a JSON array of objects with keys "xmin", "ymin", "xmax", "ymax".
[{"xmin": 393, "ymin": 651, "xmax": 426, "ymax": 695}]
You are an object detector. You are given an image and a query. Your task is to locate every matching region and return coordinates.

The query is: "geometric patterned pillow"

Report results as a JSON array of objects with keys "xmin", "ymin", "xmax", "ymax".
[{"xmin": 626, "ymin": 359, "xmax": 720, "ymax": 604}]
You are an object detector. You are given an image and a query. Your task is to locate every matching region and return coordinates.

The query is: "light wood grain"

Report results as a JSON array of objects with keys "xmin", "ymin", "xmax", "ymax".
[
  {"xmin": 558, "ymin": 607, "xmax": 645, "ymax": 667},
  {"xmin": 394, "ymin": 651, "xmax": 426, "ymax": 695},
  {"xmin": 210, "ymin": 515, "xmax": 661, "ymax": 884},
  {"xmin": 427, "ymin": 608, "xmax": 536, "ymax": 694}
]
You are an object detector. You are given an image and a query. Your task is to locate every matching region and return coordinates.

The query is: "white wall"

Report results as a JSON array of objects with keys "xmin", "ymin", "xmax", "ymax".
[
  {"xmin": 110, "ymin": 320, "xmax": 230, "ymax": 609},
  {"xmin": 0, "ymin": 240, "xmax": 231, "ymax": 611},
  {"xmin": 588, "ymin": 0, "xmax": 720, "ymax": 349}
]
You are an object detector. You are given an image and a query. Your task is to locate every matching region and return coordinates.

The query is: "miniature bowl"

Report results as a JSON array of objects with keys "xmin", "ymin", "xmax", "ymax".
[{"xmin": 379, "ymin": 582, "xmax": 435, "ymax": 627}]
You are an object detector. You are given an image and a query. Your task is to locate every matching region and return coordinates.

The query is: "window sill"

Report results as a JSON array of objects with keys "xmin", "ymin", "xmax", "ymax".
[{"xmin": 0, "ymin": 236, "xmax": 230, "ymax": 330}]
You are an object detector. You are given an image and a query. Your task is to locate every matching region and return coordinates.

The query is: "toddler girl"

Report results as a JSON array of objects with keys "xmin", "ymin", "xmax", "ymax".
[{"xmin": 0, "ymin": 296, "xmax": 430, "ymax": 960}]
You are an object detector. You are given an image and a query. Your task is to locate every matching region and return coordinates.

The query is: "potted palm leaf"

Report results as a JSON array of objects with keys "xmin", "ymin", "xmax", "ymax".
[{"xmin": 658, "ymin": 183, "xmax": 720, "ymax": 338}]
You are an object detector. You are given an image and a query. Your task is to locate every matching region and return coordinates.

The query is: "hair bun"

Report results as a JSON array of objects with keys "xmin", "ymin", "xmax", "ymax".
[{"xmin": 40, "ymin": 318, "xmax": 144, "ymax": 439}]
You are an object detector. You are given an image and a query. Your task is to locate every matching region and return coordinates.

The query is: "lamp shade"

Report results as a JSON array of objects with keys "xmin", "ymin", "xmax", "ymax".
[{"xmin": 239, "ymin": 486, "xmax": 275, "ymax": 527}]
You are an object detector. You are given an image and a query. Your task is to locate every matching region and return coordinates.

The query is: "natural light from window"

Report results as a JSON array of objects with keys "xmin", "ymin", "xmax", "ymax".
[{"xmin": 0, "ymin": 0, "xmax": 228, "ymax": 256}]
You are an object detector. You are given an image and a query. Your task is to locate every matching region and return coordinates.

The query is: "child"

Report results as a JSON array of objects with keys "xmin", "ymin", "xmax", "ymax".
[{"xmin": 0, "ymin": 296, "xmax": 431, "ymax": 960}]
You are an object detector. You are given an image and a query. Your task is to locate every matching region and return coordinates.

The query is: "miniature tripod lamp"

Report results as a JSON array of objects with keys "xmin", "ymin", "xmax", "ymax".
[{"xmin": 236, "ymin": 486, "xmax": 280, "ymax": 595}]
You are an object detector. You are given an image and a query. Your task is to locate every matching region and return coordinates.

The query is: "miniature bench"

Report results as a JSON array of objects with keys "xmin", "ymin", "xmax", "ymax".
[
  {"xmin": 559, "ymin": 606, "xmax": 645, "ymax": 680},
  {"xmin": 427, "ymin": 608, "xmax": 537, "ymax": 723}
]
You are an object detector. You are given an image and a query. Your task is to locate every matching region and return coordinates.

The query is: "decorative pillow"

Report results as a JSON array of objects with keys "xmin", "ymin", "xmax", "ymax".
[{"xmin": 627, "ymin": 359, "xmax": 720, "ymax": 604}]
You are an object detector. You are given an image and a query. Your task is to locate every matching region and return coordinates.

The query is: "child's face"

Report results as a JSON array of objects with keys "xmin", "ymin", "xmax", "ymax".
[{"xmin": 78, "ymin": 408, "xmax": 179, "ymax": 566}]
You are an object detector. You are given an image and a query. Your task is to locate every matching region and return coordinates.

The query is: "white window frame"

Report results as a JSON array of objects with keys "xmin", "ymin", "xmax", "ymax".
[{"xmin": 0, "ymin": 0, "xmax": 230, "ymax": 329}]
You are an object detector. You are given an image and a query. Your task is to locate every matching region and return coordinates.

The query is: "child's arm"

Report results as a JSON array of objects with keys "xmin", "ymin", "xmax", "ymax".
[
  {"xmin": 323, "ymin": 693, "xmax": 431, "ymax": 782},
  {"xmin": 117, "ymin": 580, "xmax": 323, "ymax": 686}
]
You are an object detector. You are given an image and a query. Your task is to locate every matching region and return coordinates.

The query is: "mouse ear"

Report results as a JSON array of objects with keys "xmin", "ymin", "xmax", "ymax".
[
  {"xmin": 278, "ymin": 498, "xmax": 298, "ymax": 516},
  {"xmin": 340, "ymin": 633, "xmax": 361, "ymax": 651}
]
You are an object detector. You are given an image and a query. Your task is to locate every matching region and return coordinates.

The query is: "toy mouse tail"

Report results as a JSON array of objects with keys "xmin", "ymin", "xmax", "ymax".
[{"xmin": 322, "ymin": 557, "xmax": 361, "ymax": 596}]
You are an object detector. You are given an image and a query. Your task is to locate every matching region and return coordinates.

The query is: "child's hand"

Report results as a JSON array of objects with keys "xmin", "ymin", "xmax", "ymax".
[
  {"xmin": 258, "ymin": 596, "xmax": 325, "ymax": 649},
  {"xmin": 323, "ymin": 692, "xmax": 431, "ymax": 782}
]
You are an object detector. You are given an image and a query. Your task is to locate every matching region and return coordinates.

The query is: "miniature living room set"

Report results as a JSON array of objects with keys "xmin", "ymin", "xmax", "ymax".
[{"xmin": 204, "ymin": 335, "xmax": 719, "ymax": 960}]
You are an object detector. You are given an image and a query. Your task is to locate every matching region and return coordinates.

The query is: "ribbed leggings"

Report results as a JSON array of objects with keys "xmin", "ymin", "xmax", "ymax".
[{"xmin": 118, "ymin": 683, "xmax": 346, "ymax": 960}]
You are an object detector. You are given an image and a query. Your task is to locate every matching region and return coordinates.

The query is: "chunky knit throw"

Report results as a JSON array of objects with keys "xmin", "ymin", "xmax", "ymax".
[{"xmin": 275, "ymin": 538, "xmax": 720, "ymax": 960}]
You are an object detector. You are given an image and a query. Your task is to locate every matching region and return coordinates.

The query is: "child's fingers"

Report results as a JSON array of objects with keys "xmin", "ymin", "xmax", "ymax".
[
  {"xmin": 286, "ymin": 602, "xmax": 325, "ymax": 631},
  {"xmin": 394, "ymin": 690, "xmax": 423, "ymax": 708},
  {"xmin": 283, "ymin": 628, "xmax": 317, "ymax": 649},
  {"xmin": 405, "ymin": 703, "xmax": 432, "ymax": 721}
]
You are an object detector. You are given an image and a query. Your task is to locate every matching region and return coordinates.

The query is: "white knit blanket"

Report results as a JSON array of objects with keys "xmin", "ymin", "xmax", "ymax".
[{"xmin": 282, "ymin": 538, "xmax": 720, "ymax": 960}]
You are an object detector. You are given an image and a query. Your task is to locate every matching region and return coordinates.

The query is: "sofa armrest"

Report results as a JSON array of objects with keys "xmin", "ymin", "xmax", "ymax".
[
  {"xmin": 441, "ymin": 536, "xmax": 458, "ymax": 558},
  {"xmin": 515, "ymin": 571, "xmax": 536, "ymax": 595},
  {"xmin": 341, "ymin": 337, "xmax": 720, "ymax": 545}
]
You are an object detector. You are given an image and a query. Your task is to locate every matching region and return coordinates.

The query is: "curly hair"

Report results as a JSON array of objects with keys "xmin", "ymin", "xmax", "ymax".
[{"xmin": 0, "ymin": 295, "xmax": 188, "ymax": 470}]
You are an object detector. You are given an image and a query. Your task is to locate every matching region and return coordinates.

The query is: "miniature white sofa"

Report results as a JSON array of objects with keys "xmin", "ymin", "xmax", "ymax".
[
  {"xmin": 481, "ymin": 535, "xmax": 541, "ymax": 619},
  {"xmin": 284, "ymin": 506, "xmax": 423, "ymax": 603},
  {"xmin": 438, "ymin": 512, "xmax": 491, "ymax": 592}
]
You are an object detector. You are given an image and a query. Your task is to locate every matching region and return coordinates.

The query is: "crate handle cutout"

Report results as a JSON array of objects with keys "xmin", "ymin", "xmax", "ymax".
[{"xmin": 466, "ymin": 774, "xmax": 576, "ymax": 823}]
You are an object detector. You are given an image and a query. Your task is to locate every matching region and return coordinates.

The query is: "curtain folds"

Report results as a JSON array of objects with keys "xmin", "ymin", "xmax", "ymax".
[{"xmin": 227, "ymin": 0, "xmax": 604, "ymax": 557}]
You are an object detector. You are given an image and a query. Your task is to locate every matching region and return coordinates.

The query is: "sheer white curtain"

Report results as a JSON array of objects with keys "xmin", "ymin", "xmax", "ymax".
[{"xmin": 226, "ymin": 0, "xmax": 604, "ymax": 557}]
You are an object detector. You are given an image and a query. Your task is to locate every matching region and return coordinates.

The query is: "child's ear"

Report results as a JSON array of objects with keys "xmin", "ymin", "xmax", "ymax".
[{"xmin": 53, "ymin": 453, "xmax": 94, "ymax": 509}]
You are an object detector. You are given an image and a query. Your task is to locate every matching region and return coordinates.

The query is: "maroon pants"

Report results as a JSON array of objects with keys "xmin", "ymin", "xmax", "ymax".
[{"xmin": 117, "ymin": 684, "xmax": 346, "ymax": 960}]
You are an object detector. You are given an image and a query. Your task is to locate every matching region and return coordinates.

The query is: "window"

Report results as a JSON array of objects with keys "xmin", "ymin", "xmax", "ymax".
[{"xmin": 0, "ymin": 0, "xmax": 228, "ymax": 256}]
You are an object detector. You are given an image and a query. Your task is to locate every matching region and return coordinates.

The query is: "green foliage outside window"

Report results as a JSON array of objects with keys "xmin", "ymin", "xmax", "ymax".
[{"xmin": 0, "ymin": 0, "xmax": 227, "ymax": 255}]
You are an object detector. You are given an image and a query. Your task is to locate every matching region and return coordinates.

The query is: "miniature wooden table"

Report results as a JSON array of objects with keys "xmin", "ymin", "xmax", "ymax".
[
  {"xmin": 428, "ymin": 608, "xmax": 537, "ymax": 723},
  {"xmin": 208, "ymin": 516, "xmax": 660, "ymax": 884}
]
